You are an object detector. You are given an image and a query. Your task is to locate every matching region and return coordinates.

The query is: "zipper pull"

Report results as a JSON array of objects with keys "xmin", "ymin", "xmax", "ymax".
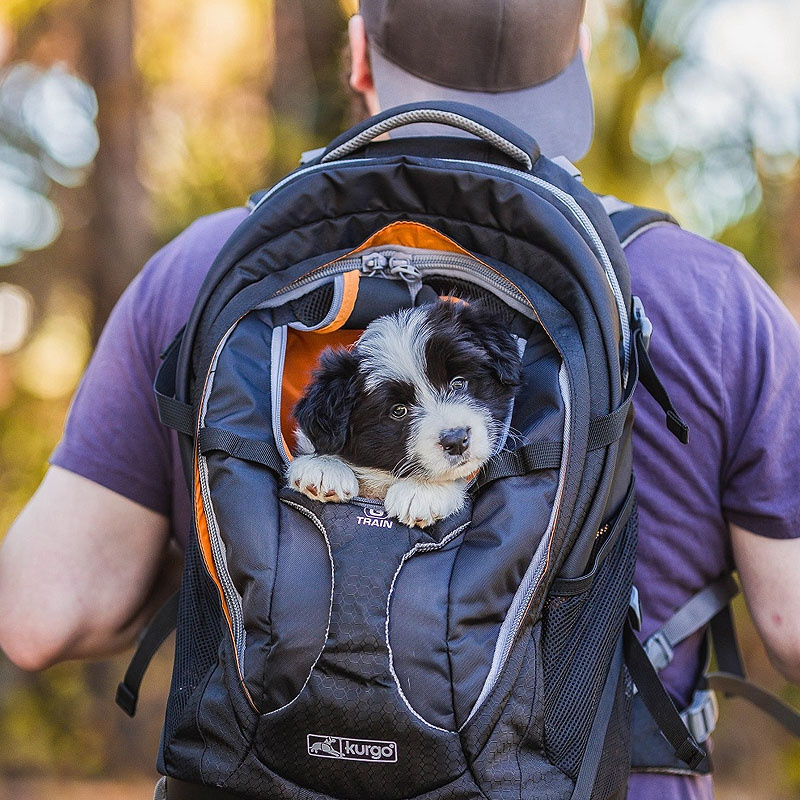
[
  {"xmin": 360, "ymin": 252, "xmax": 389, "ymax": 276},
  {"xmin": 387, "ymin": 254, "xmax": 422, "ymax": 283}
]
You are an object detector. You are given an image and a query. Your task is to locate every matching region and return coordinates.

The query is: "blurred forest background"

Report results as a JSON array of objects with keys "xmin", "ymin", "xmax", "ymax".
[{"xmin": 0, "ymin": 0, "xmax": 799, "ymax": 797}]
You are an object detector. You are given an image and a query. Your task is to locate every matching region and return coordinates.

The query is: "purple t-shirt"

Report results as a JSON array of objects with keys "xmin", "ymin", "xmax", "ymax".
[{"xmin": 51, "ymin": 208, "xmax": 800, "ymax": 799}]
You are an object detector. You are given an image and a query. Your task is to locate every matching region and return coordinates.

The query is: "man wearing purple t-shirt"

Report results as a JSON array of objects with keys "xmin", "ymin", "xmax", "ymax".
[{"xmin": 2, "ymin": 2, "xmax": 800, "ymax": 798}]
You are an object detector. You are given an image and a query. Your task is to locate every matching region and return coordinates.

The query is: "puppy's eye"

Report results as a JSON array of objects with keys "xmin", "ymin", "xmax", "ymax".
[
  {"xmin": 449, "ymin": 376, "xmax": 468, "ymax": 391},
  {"xmin": 390, "ymin": 404, "xmax": 408, "ymax": 419}
]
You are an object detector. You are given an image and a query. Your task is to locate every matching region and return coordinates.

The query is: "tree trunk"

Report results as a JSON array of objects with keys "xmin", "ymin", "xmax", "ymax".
[{"xmin": 84, "ymin": 0, "xmax": 151, "ymax": 338}]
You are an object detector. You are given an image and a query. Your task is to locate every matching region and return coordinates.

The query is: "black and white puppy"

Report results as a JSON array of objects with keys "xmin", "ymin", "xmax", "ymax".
[{"xmin": 286, "ymin": 299, "xmax": 522, "ymax": 527}]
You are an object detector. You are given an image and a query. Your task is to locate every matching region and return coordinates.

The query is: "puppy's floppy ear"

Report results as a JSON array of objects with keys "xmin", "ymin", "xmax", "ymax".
[
  {"xmin": 457, "ymin": 301, "xmax": 522, "ymax": 387},
  {"xmin": 293, "ymin": 347, "xmax": 360, "ymax": 455}
]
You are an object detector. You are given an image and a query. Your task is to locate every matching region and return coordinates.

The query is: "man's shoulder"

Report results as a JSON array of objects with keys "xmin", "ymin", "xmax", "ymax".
[
  {"xmin": 623, "ymin": 221, "xmax": 780, "ymax": 331},
  {"xmin": 146, "ymin": 207, "xmax": 250, "ymax": 288},
  {"xmin": 624, "ymin": 221, "xmax": 741, "ymax": 286},
  {"xmin": 131, "ymin": 207, "xmax": 250, "ymax": 348}
]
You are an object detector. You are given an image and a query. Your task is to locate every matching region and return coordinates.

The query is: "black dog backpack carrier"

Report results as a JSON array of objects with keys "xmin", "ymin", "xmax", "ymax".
[{"xmin": 125, "ymin": 102, "xmax": 722, "ymax": 800}]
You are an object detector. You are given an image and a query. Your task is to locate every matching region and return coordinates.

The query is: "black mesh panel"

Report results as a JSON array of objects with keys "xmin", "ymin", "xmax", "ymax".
[
  {"xmin": 290, "ymin": 284, "xmax": 335, "ymax": 327},
  {"xmin": 541, "ymin": 507, "xmax": 638, "ymax": 781},
  {"xmin": 592, "ymin": 663, "xmax": 634, "ymax": 799},
  {"xmin": 162, "ymin": 525, "xmax": 225, "ymax": 748}
]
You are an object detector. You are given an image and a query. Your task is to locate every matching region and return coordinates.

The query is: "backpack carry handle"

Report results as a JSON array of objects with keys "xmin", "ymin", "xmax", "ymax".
[{"xmin": 320, "ymin": 101, "xmax": 540, "ymax": 170}]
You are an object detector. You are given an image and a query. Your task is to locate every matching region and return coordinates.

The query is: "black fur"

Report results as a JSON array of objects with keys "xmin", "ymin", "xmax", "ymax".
[
  {"xmin": 340, "ymin": 379, "xmax": 417, "ymax": 474},
  {"xmin": 293, "ymin": 299, "xmax": 522, "ymax": 475},
  {"xmin": 424, "ymin": 300, "xmax": 522, "ymax": 388},
  {"xmin": 293, "ymin": 347, "xmax": 360, "ymax": 454}
]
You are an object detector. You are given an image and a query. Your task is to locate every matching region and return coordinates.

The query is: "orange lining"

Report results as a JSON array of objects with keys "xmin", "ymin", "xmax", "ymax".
[
  {"xmin": 316, "ymin": 270, "xmax": 360, "ymax": 334},
  {"xmin": 194, "ymin": 457, "xmax": 233, "ymax": 632},
  {"xmin": 281, "ymin": 328, "xmax": 362, "ymax": 455},
  {"xmin": 349, "ymin": 220, "xmax": 478, "ymax": 257}
]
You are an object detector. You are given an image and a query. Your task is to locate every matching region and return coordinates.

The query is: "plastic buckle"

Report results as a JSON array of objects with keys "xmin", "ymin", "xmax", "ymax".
[
  {"xmin": 628, "ymin": 586, "xmax": 642, "ymax": 632},
  {"xmin": 644, "ymin": 630, "xmax": 674, "ymax": 671},
  {"xmin": 632, "ymin": 296, "xmax": 652, "ymax": 352},
  {"xmin": 681, "ymin": 689, "xmax": 719, "ymax": 743},
  {"xmin": 115, "ymin": 682, "xmax": 137, "ymax": 718}
]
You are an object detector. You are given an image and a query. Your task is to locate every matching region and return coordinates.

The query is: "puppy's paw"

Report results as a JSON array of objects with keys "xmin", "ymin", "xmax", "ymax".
[
  {"xmin": 383, "ymin": 480, "xmax": 466, "ymax": 528},
  {"xmin": 286, "ymin": 454, "xmax": 359, "ymax": 503}
]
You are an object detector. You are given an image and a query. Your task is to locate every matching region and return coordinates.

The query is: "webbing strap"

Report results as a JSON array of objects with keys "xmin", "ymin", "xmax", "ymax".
[
  {"xmin": 644, "ymin": 574, "xmax": 740, "ymax": 671},
  {"xmin": 473, "ymin": 324, "xmax": 642, "ymax": 493},
  {"xmin": 116, "ymin": 591, "xmax": 180, "ymax": 717},
  {"xmin": 709, "ymin": 603, "xmax": 747, "ymax": 677},
  {"xmin": 154, "ymin": 329, "xmax": 195, "ymax": 437},
  {"xmin": 623, "ymin": 617, "xmax": 707, "ymax": 770},
  {"xmin": 571, "ymin": 638, "xmax": 624, "ymax": 800},
  {"xmin": 197, "ymin": 427, "xmax": 285, "ymax": 476},
  {"xmin": 472, "ymin": 441, "xmax": 562, "ymax": 491},
  {"xmin": 705, "ymin": 673, "xmax": 800, "ymax": 737},
  {"xmin": 635, "ymin": 331, "xmax": 690, "ymax": 443}
]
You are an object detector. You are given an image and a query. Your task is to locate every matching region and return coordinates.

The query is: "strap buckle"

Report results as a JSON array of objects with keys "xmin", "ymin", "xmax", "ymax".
[
  {"xmin": 632, "ymin": 296, "xmax": 652, "ymax": 352},
  {"xmin": 644, "ymin": 630, "xmax": 675, "ymax": 671},
  {"xmin": 681, "ymin": 689, "xmax": 719, "ymax": 743}
]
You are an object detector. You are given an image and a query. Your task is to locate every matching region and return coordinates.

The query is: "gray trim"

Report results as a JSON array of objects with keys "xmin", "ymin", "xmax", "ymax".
[
  {"xmin": 321, "ymin": 109, "xmax": 533, "ymax": 171},
  {"xmin": 621, "ymin": 221, "xmax": 673, "ymax": 250},
  {"xmin": 270, "ymin": 325, "xmax": 290, "ymax": 463},
  {"xmin": 597, "ymin": 194, "xmax": 632, "ymax": 216},
  {"xmin": 464, "ymin": 362, "xmax": 571, "ymax": 727},
  {"xmin": 570, "ymin": 638, "xmax": 624, "ymax": 799},
  {"xmin": 153, "ymin": 777, "xmax": 167, "ymax": 800},
  {"xmin": 386, "ymin": 522, "xmax": 471, "ymax": 733},
  {"xmin": 288, "ymin": 274, "xmax": 345, "ymax": 332}
]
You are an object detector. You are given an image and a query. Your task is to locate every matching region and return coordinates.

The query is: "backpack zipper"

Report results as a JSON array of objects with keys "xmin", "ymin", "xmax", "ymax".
[
  {"xmin": 252, "ymin": 156, "xmax": 628, "ymax": 383},
  {"xmin": 272, "ymin": 249, "xmax": 531, "ymax": 311}
]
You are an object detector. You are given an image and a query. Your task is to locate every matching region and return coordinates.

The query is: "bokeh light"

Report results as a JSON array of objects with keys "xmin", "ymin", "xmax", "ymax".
[
  {"xmin": 0, "ymin": 282, "xmax": 33, "ymax": 354},
  {"xmin": 631, "ymin": 0, "xmax": 800, "ymax": 236},
  {"xmin": 0, "ymin": 61, "xmax": 98, "ymax": 265}
]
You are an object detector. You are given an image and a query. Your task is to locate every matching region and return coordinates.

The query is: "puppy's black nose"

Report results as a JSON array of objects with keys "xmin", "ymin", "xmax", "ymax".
[{"xmin": 439, "ymin": 427, "xmax": 470, "ymax": 456}]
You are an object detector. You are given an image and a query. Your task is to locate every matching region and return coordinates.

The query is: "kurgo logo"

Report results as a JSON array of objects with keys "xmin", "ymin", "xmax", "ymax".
[
  {"xmin": 356, "ymin": 505, "xmax": 394, "ymax": 528},
  {"xmin": 307, "ymin": 734, "xmax": 398, "ymax": 763}
]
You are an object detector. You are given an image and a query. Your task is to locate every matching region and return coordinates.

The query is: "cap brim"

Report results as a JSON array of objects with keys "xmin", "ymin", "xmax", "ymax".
[{"xmin": 369, "ymin": 46, "xmax": 594, "ymax": 163}]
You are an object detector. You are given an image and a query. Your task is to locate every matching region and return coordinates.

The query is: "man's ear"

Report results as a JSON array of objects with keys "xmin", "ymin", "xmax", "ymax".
[
  {"xmin": 293, "ymin": 347, "xmax": 361, "ymax": 455},
  {"xmin": 348, "ymin": 14, "xmax": 380, "ymax": 114}
]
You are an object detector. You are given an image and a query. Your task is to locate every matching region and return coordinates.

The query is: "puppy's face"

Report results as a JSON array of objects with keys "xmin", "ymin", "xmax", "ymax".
[{"xmin": 293, "ymin": 300, "xmax": 521, "ymax": 487}]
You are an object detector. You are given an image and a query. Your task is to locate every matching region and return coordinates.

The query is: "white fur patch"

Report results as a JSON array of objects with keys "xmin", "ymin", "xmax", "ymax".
[
  {"xmin": 286, "ymin": 454, "xmax": 359, "ymax": 503},
  {"xmin": 383, "ymin": 479, "xmax": 467, "ymax": 528},
  {"xmin": 356, "ymin": 310, "xmax": 431, "ymax": 392},
  {"xmin": 408, "ymin": 396, "xmax": 495, "ymax": 481}
]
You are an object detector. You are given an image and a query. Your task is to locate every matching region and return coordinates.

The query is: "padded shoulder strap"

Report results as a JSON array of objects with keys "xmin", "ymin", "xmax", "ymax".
[
  {"xmin": 154, "ymin": 328, "xmax": 195, "ymax": 437},
  {"xmin": 597, "ymin": 195, "xmax": 678, "ymax": 248}
]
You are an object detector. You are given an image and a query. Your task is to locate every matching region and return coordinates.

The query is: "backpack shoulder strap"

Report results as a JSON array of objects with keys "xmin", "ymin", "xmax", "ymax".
[
  {"xmin": 597, "ymin": 195, "xmax": 678, "ymax": 248},
  {"xmin": 632, "ymin": 573, "xmax": 800, "ymax": 773}
]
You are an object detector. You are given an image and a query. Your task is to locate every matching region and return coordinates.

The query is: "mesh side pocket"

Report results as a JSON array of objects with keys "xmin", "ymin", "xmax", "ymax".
[
  {"xmin": 289, "ymin": 283, "xmax": 334, "ymax": 327},
  {"xmin": 163, "ymin": 527, "xmax": 225, "ymax": 747},
  {"xmin": 591, "ymin": 663, "xmax": 634, "ymax": 800},
  {"xmin": 541, "ymin": 508, "xmax": 638, "ymax": 780}
]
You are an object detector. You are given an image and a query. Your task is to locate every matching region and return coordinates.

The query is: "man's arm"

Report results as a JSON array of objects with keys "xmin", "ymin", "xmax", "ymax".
[
  {"xmin": 731, "ymin": 523, "xmax": 800, "ymax": 684},
  {"xmin": 0, "ymin": 466, "xmax": 181, "ymax": 670}
]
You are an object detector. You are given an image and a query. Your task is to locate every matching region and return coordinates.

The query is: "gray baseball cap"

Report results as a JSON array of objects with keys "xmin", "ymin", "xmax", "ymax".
[{"xmin": 360, "ymin": 0, "xmax": 593, "ymax": 161}]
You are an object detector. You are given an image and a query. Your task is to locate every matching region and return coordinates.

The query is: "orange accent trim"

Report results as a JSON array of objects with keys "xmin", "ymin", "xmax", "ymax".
[
  {"xmin": 280, "ymin": 328, "xmax": 363, "ymax": 455},
  {"xmin": 194, "ymin": 456, "xmax": 233, "ymax": 632},
  {"xmin": 315, "ymin": 270, "xmax": 360, "ymax": 334},
  {"xmin": 348, "ymin": 220, "xmax": 478, "ymax": 258}
]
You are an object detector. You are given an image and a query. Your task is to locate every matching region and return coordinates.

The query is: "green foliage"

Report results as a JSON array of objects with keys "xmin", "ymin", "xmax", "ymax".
[{"xmin": 0, "ymin": 662, "xmax": 105, "ymax": 776}]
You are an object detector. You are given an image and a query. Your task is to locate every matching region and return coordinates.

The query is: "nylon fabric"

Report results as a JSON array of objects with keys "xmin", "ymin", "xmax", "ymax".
[{"xmin": 157, "ymin": 114, "xmax": 641, "ymax": 800}]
